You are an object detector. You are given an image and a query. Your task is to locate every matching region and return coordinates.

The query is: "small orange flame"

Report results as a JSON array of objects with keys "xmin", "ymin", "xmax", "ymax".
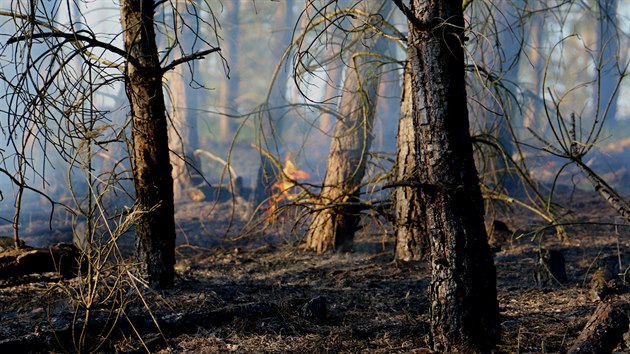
[
  {"xmin": 266, "ymin": 156, "xmax": 310, "ymax": 219},
  {"xmin": 283, "ymin": 157, "xmax": 310, "ymax": 181}
]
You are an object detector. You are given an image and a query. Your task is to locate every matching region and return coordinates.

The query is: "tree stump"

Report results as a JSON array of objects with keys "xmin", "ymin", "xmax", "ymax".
[{"xmin": 535, "ymin": 249, "xmax": 568, "ymax": 286}]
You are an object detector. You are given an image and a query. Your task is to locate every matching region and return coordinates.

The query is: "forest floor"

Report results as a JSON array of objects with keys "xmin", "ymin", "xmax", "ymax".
[{"xmin": 0, "ymin": 190, "xmax": 629, "ymax": 353}]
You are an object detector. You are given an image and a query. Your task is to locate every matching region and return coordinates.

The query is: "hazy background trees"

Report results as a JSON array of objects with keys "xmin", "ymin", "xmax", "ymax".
[
  {"xmin": 0, "ymin": 0, "xmax": 221, "ymax": 288},
  {"xmin": 0, "ymin": 1, "xmax": 628, "ymax": 351},
  {"xmin": 0, "ymin": 0, "xmax": 629, "ymax": 294}
]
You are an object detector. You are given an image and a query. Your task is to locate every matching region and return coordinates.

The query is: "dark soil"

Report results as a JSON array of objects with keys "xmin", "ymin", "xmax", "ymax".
[{"xmin": 0, "ymin": 191, "xmax": 628, "ymax": 353}]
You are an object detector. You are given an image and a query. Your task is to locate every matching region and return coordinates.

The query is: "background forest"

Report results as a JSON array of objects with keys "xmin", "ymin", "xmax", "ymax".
[
  {"xmin": 1, "ymin": 1, "xmax": 630, "ymax": 238},
  {"xmin": 0, "ymin": 0, "xmax": 628, "ymax": 353}
]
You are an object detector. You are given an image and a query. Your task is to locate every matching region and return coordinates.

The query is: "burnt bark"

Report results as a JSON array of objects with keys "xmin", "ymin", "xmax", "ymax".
[
  {"xmin": 304, "ymin": 2, "xmax": 389, "ymax": 252},
  {"xmin": 394, "ymin": 52, "xmax": 427, "ymax": 261},
  {"xmin": 568, "ymin": 302, "xmax": 628, "ymax": 354},
  {"xmin": 120, "ymin": 0, "xmax": 176, "ymax": 288},
  {"xmin": 0, "ymin": 244, "xmax": 82, "ymax": 280},
  {"xmin": 406, "ymin": 0, "xmax": 500, "ymax": 352}
]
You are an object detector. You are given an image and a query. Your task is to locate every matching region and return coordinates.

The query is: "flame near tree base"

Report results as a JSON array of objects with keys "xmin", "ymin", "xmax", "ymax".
[{"xmin": 265, "ymin": 155, "xmax": 311, "ymax": 219}]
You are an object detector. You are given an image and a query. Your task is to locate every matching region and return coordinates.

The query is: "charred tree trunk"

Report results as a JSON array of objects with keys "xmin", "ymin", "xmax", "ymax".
[
  {"xmin": 568, "ymin": 302, "xmax": 628, "ymax": 354},
  {"xmin": 394, "ymin": 51, "xmax": 427, "ymax": 261},
  {"xmin": 120, "ymin": 0, "xmax": 176, "ymax": 288},
  {"xmin": 304, "ymin": 2, "xmax": 389, "ymax": 252},
  {"xmin": 405, "ymin": 0, "xmax": 500, "ymax": 351}
]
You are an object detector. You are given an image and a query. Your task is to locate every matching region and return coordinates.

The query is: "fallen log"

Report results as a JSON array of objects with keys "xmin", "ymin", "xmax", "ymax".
[
  {"xmin": 567, "ymin": 302, "xmax": 629, "ymax": 354},
  {"xmin": 0, "ymin": 243, "xmax": 82, "ymax": 281}
]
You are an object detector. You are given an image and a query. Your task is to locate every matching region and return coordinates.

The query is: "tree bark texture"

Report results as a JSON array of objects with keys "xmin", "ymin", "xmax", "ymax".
[
  {"xmin": 304, "ymin": 2, "xmax": 389, "ymax": 252},
  {"xmin": 568, "ymin": 301, "xmax": 628, "ymax": 354},
  {"xmin": 394, "ymin": 51, "xmax": 427, "ymax": 261},
  {"xmin": 319, "ymin": 62, "xmax": 343, "ymax": 134},
  {"xmin": 407, "ymin": 0, "xmax": 500, "ymax": 352},
  {"xmin": 120, "ymin": 0, "xmax": 176, "ymax": 288}
]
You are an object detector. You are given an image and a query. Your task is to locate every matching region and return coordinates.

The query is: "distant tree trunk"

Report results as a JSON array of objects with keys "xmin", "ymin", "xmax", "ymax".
[
  {"xmin": 521, "ymin": 6, "xmax": 544, "ymax": 131},
  {"xmin": 304, "ymin": 2, "xmax": 389, "ymax": 252},
  {"xmin": 596, "ymin": 0, "xmax": 619, "ymax": 124},
  {"xmin": 218, "ymin": 0, "xmax": 240, "ymax": 140},
  {"xmin": 169, "ymin": 0, "xmax": 202, "ymax": 202},
  {"xmin": 405, "ymin": 0, "xmax": 500, "ymax": 351},
  {"xmin": 479, "ymin": 0, "xmax": 523, "ymax": 195},
  {"xmin": 120, "ymin": 0, "xmax": 176, "ymax": 288},
  {"xmin": 253, "ymin": 1, "xmax": 294, "ymax": 207},
  {"xmin": 374, "ymin": 41, "xmax": 401, "ymax": 153},
  {"xmin": 394, "ymin": 51, "xmax": 427, "ymax": 261}
]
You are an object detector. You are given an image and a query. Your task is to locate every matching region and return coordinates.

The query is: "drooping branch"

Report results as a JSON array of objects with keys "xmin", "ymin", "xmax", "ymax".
[{"xmin": 6, "ymin": 31, "xmax": 140, "ymax": 68}]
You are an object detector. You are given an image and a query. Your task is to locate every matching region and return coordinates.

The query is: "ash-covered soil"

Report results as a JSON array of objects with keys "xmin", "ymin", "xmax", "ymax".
[{"xmin": 0, "ymin": 191, "xmax": 629, "ymax": 353}]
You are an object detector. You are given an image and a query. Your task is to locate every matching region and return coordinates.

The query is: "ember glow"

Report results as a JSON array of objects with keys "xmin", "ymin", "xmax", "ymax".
[{"xmin": 267, "ymin": 156, "xmax": 310, "ymax": 217}]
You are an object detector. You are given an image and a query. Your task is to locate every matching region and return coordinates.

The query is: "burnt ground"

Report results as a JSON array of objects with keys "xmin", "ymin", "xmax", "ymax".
[{"xmin": 0, "ymin": 191, "xmax": 629, "ymax": 353}]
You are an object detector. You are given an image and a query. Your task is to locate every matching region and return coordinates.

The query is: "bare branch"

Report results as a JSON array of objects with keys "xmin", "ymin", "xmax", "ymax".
[
  {"xmin": 392, "ymin": 0, "xmax": 430, "ymax": 30},
  {"xmin": 161, "ymin": 47, "xmax": 221, "ymax": 73},
  {"xmin": 7, "ymin": 31, "xmax": 139, "ymax": 68}
]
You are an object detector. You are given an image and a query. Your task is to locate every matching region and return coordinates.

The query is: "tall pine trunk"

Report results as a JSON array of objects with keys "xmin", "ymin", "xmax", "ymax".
[
  {"xmin": 304, "ymin": 2, "xmax": 389, "ymax": 252},
  {"xmin": 120, "ymin": 0, "xmax": 176, "ymax": 288},
  {"xmin": 406, "ymin": 0, "xmax": 499, "ymax": 351}
]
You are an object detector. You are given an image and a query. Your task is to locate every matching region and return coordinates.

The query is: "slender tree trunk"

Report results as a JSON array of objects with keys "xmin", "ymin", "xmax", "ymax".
[
  {"xmin": 218, "ymin": 0, "xmax": 240, "ymax": 140},
  {"xmin": 596, "ymin": 0, "xmax": 619, "ymax": 124},
  {"xmin": 169, "ymin": 0, "xmax": 203, "ymax": 202},
  {"xmin": 304, "ymin": 2, "xmax": 389, "ymax": 252},
  {"xmin": 394, "ymin": 50, "xmax": 427, "ymax": 261},
  {"xmin": 374, "ymin": 41, "xmax": 401, "ymax": 153},
  {"xmin": 253, "ymin": 1, "xmax": 293, "ymax": 207},
  {"xmin": 406, "ymin": 0, "xmax": 500, "ymax": 351},
  {"xmin": 521, "ymin": 7, "xmax": 544, "ymax": 131},
  {"xmin": 479, "ymin": 0, "xmax": 523, "ymax": 195},
  {"xmin": 120, "ymin": 0, "xmax": 176, "ymax": 288}
]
